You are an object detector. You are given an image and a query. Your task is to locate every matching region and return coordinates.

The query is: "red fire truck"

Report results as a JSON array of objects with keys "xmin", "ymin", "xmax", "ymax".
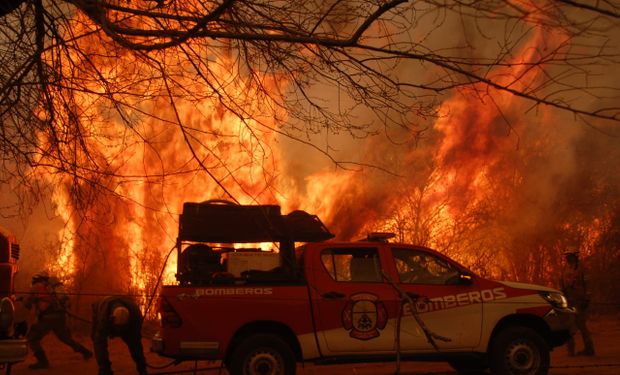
[
  {"xmin": 152, "ymin": 201, "xmax": 575, "ymax": 375},
  {"xmin": 0, "ymin": 227, "xmax": 28, "ymax": 374}
]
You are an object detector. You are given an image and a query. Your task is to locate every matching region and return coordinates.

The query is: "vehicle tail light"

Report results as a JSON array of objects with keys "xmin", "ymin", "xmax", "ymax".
[{"xmin": 158, "ymin": 296, "xmax": 182, "ymax": 328}]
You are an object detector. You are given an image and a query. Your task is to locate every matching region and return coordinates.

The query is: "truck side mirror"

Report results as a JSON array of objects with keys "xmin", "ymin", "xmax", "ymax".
[{"xmin": 459, "ymin": 273, "xmax": 474, "ymax": 286}]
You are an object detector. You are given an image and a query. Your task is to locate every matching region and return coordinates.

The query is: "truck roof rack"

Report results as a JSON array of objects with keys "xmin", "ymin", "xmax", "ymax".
[{"xmin": 178, "ymin": 200, "xmax": 334, "ymax": 243}]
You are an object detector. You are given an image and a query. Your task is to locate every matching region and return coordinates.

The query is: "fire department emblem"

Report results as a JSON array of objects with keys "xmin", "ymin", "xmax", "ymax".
[{"xmin": 342, "ymin": 293, "xmax": 388, "ymax": 340}]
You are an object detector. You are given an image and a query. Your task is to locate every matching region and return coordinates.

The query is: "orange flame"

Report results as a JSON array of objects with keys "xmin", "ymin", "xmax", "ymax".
[
  {"xmin": 33, "ymin": 1, "xmax": 583, "ymax": 298},
  {"xmin": 35, "ymin": 10, "xmax": 288, "ymax": 303}
]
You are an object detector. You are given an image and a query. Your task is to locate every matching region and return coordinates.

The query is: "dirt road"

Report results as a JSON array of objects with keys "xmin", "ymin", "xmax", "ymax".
[{"xmin": 10, "ymin": 313, "xmax": 619, "ymax": 374}]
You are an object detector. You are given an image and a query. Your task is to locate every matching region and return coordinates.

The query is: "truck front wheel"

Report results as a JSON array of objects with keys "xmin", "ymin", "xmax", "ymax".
[
  {"xmin": 228, "ymin": 333, "xmax": 296, "ymax": 375},
  {"xmin": 489, "ymin": 326, "xmax": 549, "ymax": 375}
]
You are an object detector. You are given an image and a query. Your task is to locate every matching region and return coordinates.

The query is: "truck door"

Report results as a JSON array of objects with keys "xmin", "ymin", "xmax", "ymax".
[
  {"xmin": 310, "ymin": 246, "xmax": 398, "ymax": 355},
  {"xmin": 390, "ymin": 247, "xmax": 483, "ymax": 350}
]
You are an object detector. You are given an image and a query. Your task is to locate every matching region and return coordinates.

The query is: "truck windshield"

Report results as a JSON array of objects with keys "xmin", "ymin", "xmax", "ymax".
[{"xmin": 392, "ymin": 248, "xmax": 460, "ymax": 285}]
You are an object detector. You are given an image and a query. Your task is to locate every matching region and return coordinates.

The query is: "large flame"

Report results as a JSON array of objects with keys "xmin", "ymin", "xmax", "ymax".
[
  {"xmin": 35, "ymin": 10, "xmax": 288, "ymax": 310},
  {"xmin": 30, "ymin": 0, "xmax": 615, "ymax": 307}
]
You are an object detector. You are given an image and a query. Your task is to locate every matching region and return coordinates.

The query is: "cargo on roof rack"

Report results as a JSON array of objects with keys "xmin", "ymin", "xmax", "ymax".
[{"xmin": 178, "ymin": 200, "xmax": 334, "ymax": 244}]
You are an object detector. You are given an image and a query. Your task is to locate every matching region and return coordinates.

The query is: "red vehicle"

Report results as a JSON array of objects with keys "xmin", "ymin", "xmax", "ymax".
[
  {"xmin": 0, "ymin": 227, "xmax": 28, "ymax": 374},
  {"xmin": 152, "ymin": 202, "xmax": 575, "ymax": 375}
]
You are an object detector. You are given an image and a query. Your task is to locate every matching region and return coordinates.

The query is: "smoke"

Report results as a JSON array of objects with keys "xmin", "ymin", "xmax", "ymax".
[
  {"xmin": 277, "ymin": 5, "xmax": 620, "ymax": 292},
  {"xmin": 1, "ymin": 1, "xmax": 619, "ymax": 307}
]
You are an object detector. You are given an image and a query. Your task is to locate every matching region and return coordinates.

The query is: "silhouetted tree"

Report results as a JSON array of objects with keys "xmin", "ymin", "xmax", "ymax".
[
  {"xmin": 1, "ymin": 1, "xmax": 619, "ymax": 301},
  {"xmin": 1, "ymin": 1, "xmax": 619, "ymax": 198}
]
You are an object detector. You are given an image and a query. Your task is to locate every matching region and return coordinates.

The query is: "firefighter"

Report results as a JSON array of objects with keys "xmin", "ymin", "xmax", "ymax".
[
  {"xmin": 560, "ymin": 250, "xmax": 595, "ymax": 356},
  {"xmin": 91, "ymin": 296, "xmax": 147, "ymax": 375},
  {"xmin": 24, "ymin": 271, "xmax": 93, "ymax": 369}
]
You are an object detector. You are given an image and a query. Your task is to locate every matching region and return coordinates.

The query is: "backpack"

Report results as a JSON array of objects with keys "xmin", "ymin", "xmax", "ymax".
[
  {"xmin": 47, "ymin": 277, "xmax": 70, "ymax": 311},
  {"xmin": 30, "ymin": 276, "xmax": 69, "ymax": 313}
]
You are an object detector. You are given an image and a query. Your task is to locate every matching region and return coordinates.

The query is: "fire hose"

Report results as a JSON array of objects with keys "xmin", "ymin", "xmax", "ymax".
[{"xmin": 381, "ymin": 271, "xmax": 451, "ymax": 375}]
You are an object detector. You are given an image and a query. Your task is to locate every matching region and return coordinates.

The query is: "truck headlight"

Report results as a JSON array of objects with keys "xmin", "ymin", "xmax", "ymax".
[{"xmin": 539, "ymin": 291, "xmax": 568, "ymax": 309}]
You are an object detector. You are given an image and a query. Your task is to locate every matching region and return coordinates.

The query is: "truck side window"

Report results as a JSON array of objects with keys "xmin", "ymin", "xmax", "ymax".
[
  {"xmin": 392, "ymin": 248, "xmax": 459, "ymax": 285},
  {"xmin": 320, "ymin": 248, "xmax": 382, "ymax": 283}
]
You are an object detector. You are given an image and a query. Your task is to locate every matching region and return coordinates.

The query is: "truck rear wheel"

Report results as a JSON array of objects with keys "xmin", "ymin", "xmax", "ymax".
[
  {"xmin": 489, "ymin": 326, "xmax": 549, "ymax": 375},
  {"xmin": 228, "ymin": 333, "xmax": 296, "ymax": 375}
]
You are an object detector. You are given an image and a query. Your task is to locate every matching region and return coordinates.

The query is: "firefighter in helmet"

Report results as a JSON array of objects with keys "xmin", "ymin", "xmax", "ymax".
[
  {"xmin": 24, "ymin": 271, "xmax": 93, "ymax": 369},
  {"xmin": 91, "ymin": 295, "xmax": 147, "ymax": 375},
  {"xmin": 560, "ymin": 250, "xmax": 595, "ymax": 356}
]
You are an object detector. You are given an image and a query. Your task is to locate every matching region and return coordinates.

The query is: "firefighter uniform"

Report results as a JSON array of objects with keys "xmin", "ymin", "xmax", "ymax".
[
  {"xmin": 25, "ymin": 272, "xmax": 93, "ymax": 369},
  {"xmin": 560, "ymin": 251, "xmax": 595, "ymax": 356},
  {"xmin": 91, "ymin": 296, "xmax": 147, "ymax": 375}
]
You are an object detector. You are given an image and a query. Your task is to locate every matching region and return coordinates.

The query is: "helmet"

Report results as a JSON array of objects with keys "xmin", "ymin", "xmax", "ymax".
[
  {"xmin": 563, "ymin": 250, "xmax": 580, "ymax": 263},
  {"xmin": 111, "ymin": 306, "xmax": 130, "ymax": 326},
  {"xmin": 31, "ymin": 271, "xmax": 50, "ymax": 284}
]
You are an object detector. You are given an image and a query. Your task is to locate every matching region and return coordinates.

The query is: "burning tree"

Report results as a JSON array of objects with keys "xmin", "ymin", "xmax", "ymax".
[{"xmin": 0, "ymin": 1, "xmax": 619, "ymax": 310}]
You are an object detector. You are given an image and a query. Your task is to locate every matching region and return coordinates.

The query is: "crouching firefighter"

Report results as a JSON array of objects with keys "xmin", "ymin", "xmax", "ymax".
[
  {"xmin": 25, "ymin": 271, "xmax": 93, "ymax": 369},
  {"xmin": 92, "ymin": 296, "xmax": 147, "ymax": 375}
]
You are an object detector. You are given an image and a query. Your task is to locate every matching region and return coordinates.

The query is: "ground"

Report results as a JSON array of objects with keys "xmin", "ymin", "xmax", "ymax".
[{"xmin": 8, "ymin": 313, "xmax": 620, "ymax": 374}]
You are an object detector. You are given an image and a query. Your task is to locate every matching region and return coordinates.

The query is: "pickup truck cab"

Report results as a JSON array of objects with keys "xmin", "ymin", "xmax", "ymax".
[{"xmin": 152, "ymin": 202, "xmax": 575, "ymax": 375}]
